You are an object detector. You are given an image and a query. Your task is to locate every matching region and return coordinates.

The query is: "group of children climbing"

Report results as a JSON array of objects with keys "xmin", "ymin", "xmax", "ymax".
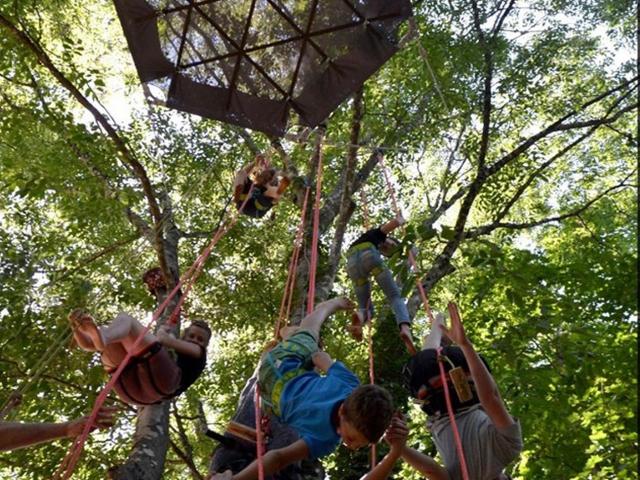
[{"xmin": 25, "ymin": 154, "xmax": 522, "ymax": 479}]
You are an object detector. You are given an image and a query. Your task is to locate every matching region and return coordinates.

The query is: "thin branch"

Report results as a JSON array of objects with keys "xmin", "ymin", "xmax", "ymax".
[
  {"xmin": 53, "ymin": 234, "xmax": 141, "ymax": 282},
  {"xmin": 464, "ymin": 177, "xmax": 635, "ymax": 238},
  {"xmin": 486, "ymin": 77, "xmax": 639, "ymax": 177},
  {"xmin": 168, "ymin": 437, "xmax": 204, "ymax": 480}
]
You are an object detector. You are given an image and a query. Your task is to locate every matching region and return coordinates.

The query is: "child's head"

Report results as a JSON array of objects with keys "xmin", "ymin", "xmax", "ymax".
[
  {"xmin": 403, "ymin": 346, "xmax": 490, "ymax": 416},
  {"xmin": 183, "ymin": 319, "xmax": 212, "ymax": 349},
  {"xmin": 337, "ymin": 385, "xmax": 394, "ymax": 449},
  {"xmin": 255, "ymin": 167, "xmax": 276, "ymax": 186}
]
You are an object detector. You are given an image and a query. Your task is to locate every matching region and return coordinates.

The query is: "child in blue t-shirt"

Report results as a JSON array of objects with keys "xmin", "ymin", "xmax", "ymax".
[{"xmin": 211, "ymin": 297, "xmax": 394, "ymax": 480}]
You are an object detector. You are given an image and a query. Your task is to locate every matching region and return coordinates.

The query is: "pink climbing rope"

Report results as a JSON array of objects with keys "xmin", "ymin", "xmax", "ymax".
[
  {"xmin": 306, "ymin": 138, "xmax": 325, "ymax": 314},
  {"xmin": 275, "ymin": 186, "xmax": 311, "ymax": 337},
  {"xmin": 254, "ymin": 383, "xmax": 266, "ymax": 480},
  {"xmin": 438, "ymin": 305, "xmax": 470, "ymax": 480}
]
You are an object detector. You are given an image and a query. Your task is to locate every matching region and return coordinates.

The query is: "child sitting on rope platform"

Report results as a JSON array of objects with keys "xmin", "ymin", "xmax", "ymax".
[
  {"xmin": 233, "ymin": 154, "xmax": 291, "ymax": 218},
  {"xmin": 346, "ymin": 214, "xmax": 417, "ymax": 355},
  {"xmin": 211, "ymin": 297, "xmax": 395, "ymax": 480},
  {"xmin": 399, "ymin": 307, "xmax": 522, "ymax": 480},
  {"xmin": 68, "ymin": 310, "xmax": 211, "ymax": 406}
]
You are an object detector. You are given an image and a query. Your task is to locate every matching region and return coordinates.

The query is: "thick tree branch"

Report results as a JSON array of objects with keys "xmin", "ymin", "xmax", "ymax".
[
  {"xmin": 471, "ymin": 0, "xmax": 494, "ymax": 171},
  {"xmin": 464, "ymin": 176, "xmax": 635, "ymax": 238},
  {"xmin": 329, "ymin": 89, "xmax": 363, "ymax": 269},
  {"xmin": 486, "ymin": 77, "xmax": 639, "ymax": 177}
]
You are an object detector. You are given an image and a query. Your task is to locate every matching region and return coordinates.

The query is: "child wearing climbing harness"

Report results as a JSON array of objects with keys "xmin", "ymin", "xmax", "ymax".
[
  {"xmin": 233, "ymin": 154, "xmax": 291, "ymax": 218},
  {"xmin": 68, "ymin": 310, "xmax": 211, "ymax": 406},
  {"xmin": 346, "ymin": 214, "xmax": 417, "ymax": 355},
  {"xmin": 399, "ymin": 309, "xmax": 522, "ymax": 480},
  {"xmin": 211, "ymin": 297, "xmax": 395, "ymax": 480}
]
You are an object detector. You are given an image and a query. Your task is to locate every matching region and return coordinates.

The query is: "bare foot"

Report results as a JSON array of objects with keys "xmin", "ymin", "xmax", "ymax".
[
  {"xmin": 399, "ymin": 324, "xmax": 417, "ymax": 356},
  {"xmin": 76, "ymin": 313, "xmax": 106, "ymax": 351},
  {"xmin": 315, "ymin": 296, "xmax": 355, "ymax": 314},
  {"xmin": 68, "ymin": 309, "xmax": 98, "ymax": 351},
  {"xmin": 347, "ymin": 311, "xmax": 364, "ymax": 341}
]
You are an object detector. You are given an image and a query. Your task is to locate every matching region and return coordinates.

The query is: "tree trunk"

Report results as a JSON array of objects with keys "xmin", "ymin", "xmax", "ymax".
[{"xmin": 110, "ymin": 194, "xmax": 183, "ymax": 479}]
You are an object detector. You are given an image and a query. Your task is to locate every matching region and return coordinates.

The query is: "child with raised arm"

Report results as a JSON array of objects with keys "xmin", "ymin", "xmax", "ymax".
[
  {"xmin": 211, "ymin": 297, "xmax": 395, "ymax": 480},
  {"xmin": 233, "ymin": 154, "xmax": 291, "ymax": 219},
  {"xmin": 68, "ymin": 310, "xmax": 211, "ymax": 406},
  {"xmin": 346, "ymin": 215, "xmax": 416, "ymax": 355},
  {"xmin": 401, "ymin": 306, "xmax": 523, "ymax": 480}
]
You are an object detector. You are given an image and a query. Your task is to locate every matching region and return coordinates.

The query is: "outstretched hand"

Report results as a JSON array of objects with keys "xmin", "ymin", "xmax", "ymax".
[
  {"xmin": 384, "ymin": 412, "xmax": 408, "ymax": 453},
  {"xmin": 439, "ymin": 302, "xmax": 470, "ymax": 347},
  {"xmin": 66, "ymin": 405, "xmax": 119, "ymax": 437}
]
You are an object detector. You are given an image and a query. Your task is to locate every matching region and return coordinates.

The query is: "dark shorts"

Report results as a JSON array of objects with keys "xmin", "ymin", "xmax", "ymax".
[
  {"xmin": 258, "ymin": 330, "xmax": 318, "ymax": 415},
  {"xmin": 112, "ymin": 343, "xmax": 181, "ymax": 406}
]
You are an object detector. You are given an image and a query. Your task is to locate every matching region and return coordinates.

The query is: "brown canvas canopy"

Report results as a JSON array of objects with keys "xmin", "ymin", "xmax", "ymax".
[{"xmin": 113, "ymin": 0, "xmax": 411, "ymax": 136}]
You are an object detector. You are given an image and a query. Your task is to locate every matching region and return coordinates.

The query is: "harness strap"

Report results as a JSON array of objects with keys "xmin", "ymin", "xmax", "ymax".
[{"xmin": 347, "ymin": 241, "xmax": 376, "ymax": 256}]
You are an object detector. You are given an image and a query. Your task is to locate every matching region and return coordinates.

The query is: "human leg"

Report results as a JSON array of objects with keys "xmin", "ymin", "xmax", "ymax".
[
  {"xmin": 99, "ymin": 312, "xmax": 156, "ymax": 356},
  {"xmin": 373, "ymin": 268, "xmax": 416, "ymax": 355},
  {"xmin": 68, "ymin": 310, "xmax": 100, "ymax": 351},
  {"xmin": 298, "ymin": 297, "xmax": 354, "ymax": 340}
]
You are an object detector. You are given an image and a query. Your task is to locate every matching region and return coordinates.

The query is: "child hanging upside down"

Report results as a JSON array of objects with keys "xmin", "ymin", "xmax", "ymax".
[
  {"xmin": 346, "ymin": 214, "xmax": 417, "ymax": 355},
  {"xmin": 68, "ymin": 310, "xmax": 211, "ymax": 406},
  {"xmin": 233, "ymin": 154, "xmax": 291, "ymax": 218},
  {"xmin": 210, "ymin": 297, "xmax": 395, "ymax": 480}
]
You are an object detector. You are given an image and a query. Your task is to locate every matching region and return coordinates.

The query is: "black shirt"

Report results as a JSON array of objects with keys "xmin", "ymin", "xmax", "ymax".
[
  {"xmin": 174, "ymin": 346, "xmax": 207, "ymax": 397},
  {"xmin": 236, "ymin": 179, "xmax": 274, "ymax": 218},
  {"xmin": 350, "ymin": 227, "xmax": 387, "ymax": 250}
]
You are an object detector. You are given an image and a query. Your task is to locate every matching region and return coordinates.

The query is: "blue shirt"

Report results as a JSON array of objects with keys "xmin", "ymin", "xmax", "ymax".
[{"xmin": 279, "ymin": 361, "xmax": 360, "ymax": 459}]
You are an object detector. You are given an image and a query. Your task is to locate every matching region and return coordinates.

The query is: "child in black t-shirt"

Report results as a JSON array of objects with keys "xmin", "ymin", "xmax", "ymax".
[{"xmin": 233, "ymin": 155, "xmax": 291, "ymax": 218}]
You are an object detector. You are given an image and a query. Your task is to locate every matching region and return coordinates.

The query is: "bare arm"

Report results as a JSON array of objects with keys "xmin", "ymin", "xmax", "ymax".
[
  {"xmin": 400, "ymin": 446, "xmax": 450, "ymax": 480},
  {"xmin": 157, "ymin": 326, "xmax": 203, "ymax": 358},
  {"xmin": 212, "ymin": 438, "xmax": 309, "ymax": 480},
  {"xmin": 0, "ymin": 407, "xmax": 116, "ymax": 451},
  {"xmin": 0, "ymin": 421, "xmax": 70, "ymax": 451},
  {"xmin": 380, "ymin": 214, "xmax": 405, "ymax": 234},
  {"xmin": 311, "ymin": 351, "xmax": 334, "ymax": 373},
  {"xmin": 442, "ymin": 304, "xmax": 514, "ymax": 429}
]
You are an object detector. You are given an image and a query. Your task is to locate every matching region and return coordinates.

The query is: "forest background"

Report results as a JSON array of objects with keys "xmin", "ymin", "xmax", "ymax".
[{"xmin": 0, "ymin": 0, "xmax": 637, "ymax": 479}]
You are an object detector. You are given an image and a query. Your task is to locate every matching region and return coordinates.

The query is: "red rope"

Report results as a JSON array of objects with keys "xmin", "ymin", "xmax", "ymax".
[
  {"xmin": 306, "ymin": 138, "xmax": 325, "ymax": 314},
  {"xmin": 437, "ymin": 341, "xmax": 470, "ymax": 480},
  {"xmin": 367, "ymin": 314, "xmax": 377, "ymax": 468},
  {"xmin": 54, "ymin": 189, "xmax": 256, "ymax": 479},
  {"xmin": 254, "ymin": 383, "xmax": 265, "ymax": 480},
  {"xmin": 275, "ymin": 187, "xmax": 311, "ymax": 338},
  {"xmin": 377, "ymin": 155, "xmax": 435, "ymax": 324}
]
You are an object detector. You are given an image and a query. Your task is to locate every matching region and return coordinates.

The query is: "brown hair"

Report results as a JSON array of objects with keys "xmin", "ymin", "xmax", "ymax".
[
  {"xmin": 185, "ymin": 319, "xmax": 212, "ymax": 343},
  {"xmin": 342, "ymin": 385, "xmax": 393, "ymax": 443}
]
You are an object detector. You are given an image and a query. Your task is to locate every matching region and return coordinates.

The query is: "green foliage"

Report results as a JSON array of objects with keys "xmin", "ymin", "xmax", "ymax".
[{"xmin": 0, "ymin": 0, "xmax": 636, "ymax": 478}]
